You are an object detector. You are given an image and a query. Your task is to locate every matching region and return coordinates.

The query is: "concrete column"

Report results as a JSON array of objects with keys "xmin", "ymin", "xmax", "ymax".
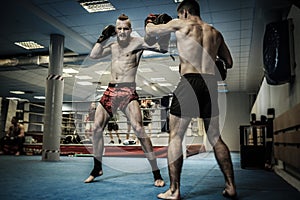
[{"xmin": 42, "ymin": 34, "xmax": 64, "ymax": 161}]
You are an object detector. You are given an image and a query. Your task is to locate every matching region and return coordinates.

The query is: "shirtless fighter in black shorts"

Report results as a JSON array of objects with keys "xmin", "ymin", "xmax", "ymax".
[
  {"xmin": 146, "ymin": 0, "xmax": 237, "ymax": 199},
  {"xmin": 84, "ymin": 14, "xmax": 171, "ymax": 187}
]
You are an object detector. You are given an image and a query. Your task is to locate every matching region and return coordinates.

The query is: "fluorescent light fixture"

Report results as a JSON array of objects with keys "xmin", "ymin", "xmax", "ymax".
[
  {"xmin": 6, "ymin": 97, "xmax": 21, "ymax": 100},
  {"xmin": 96, "ymin": 88, "xmax": 106, "ymax": 92},
  {"xmin": 63, "ymin": 68, "xmax": 79, "ymax": 74},
  {"xmin": 158, "ymin": 83, "xmax": 172, "ymax": 87},
  {"xmin": 217, "ymin": 81, "xmax": 227, "ymax": 86},
  {"xmin": 62, "ymin": 73, "xmax": 73, "ymax": 78},
  {"xmin": 169, "ymin": 66, "xmax": 179, "ymax": 71},
  {"xmin": 174, "ymin": 0, "xmax": 183, "ymax": 3},
  {"xmin": 34, "ymin": 96, "xmax": 46, "ymax": 100},
  {"xmin": 218, "ymin": 89, "xmax": 229, "ymax": 93},
  {"xmin": 14, "ymin": 41, "xmax": 44, "ymax": 50},
  {"xmin": 142, "ymin": 50, "xmax": 163, "ymax": 57},
  {"xmin": 151, "ymin": 85, "xmax": 158, "ymax": 91},
  {"xmin": 75, "ymin": 75, "xmax": 93, "ymax": 80},
  {"xmin": 10, "ymin": 90, "xmax": 25, "ymax": 95},
  {"xmin": 95, "ymin": 70, "xmax": 110, "ymax": 75},
  {"xmin": 77, "ymin": 81, "xmax": 93, "ymax": 86},
  {"xmin": 79, "ymin": 0, "xmax": 116, "ymax": 13},
  {"xmin": 151, "ymin": 77, "xmax": 166, "ymax": 82},
  {"xmin": 142, "ymin": 80, "xmax": 149, "ymax": 86},
  {"xmin": 138, "ymin": 68, "xmax": 153, "ymax": 73}
]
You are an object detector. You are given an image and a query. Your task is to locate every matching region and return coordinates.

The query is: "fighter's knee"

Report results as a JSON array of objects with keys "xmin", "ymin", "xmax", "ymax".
[
  {"xmin": 133, "ymin": 125, "xmax": 146, "ymax": 137},
  {"xmin": 207, "ymin": 133, "xmax": 221, "ymax": 147},
  {"xmin": 93, "ymin": 124, "xmax": 105, "ymax": 134}
]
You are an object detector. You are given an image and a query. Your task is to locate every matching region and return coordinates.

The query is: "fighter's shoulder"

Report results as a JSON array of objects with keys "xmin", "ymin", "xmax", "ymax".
[
  {"xmin": 202, "ymin": 23, "xmax": 222, "ymax": 37},
  {"xmin": 168, "ymin": 18, "xmax": 187, "ymax": 28},
  {"xmin": 132, "ymin": 36, "xmax": 144, "ymax": 42}
]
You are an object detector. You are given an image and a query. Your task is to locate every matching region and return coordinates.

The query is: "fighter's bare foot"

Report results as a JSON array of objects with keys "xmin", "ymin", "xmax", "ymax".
[
  {"xmin": 157, "ymin": 189, "xmax": 180, "ymax": 200},
  {"xmin": 84, "ymin": 170, "xmax": 103, "ymax": 183},
  {"xmin": 153, "ymin": 169, "xmax": 165, "ymax": 187},
  {"xmin": 154, "ymin": 179, "xmax": 165, "ymax": 187},
  {"xmin": 222, "ymin": 183, "xmax": 237, "ymax": 199}
]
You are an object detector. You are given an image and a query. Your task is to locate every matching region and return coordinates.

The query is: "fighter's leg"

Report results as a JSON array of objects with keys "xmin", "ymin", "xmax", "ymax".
[
  {"xmin": 204, "ymin": 116, "xmax": 236, "ymax": 198},
  {"xmin": 115, "ymin": 130, "xmax": 122, "ymax": 144},
  {"xmin": 157, "ymin": 114, "xmax": 190, "ymax": 200},
  {"xmin": 124, "ymin": 100, "xmax": 164, "ymax": 187},
  {"xmin": 84, "ymin": 104, "xmax": 110, "ymax": 183},
  {"xmin": 108, "ymin": 130, "xmax": 114, "ymax": 143}
]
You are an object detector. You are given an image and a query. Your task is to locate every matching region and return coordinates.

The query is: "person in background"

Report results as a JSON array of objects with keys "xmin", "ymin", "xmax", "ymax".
[
  {"xmin": 84, "ymin": 102, "xmax": 97, "ymax": 141},
  {"xmin": 0, "ymin": 116, "xmax": 25, "ymax": 156},
  {"xmin": 107, "ymin": 114, "xmax": 121, "ymax": 144},
  {"xmin": 141, "ymin": 99, "xmax": 155, "ymax": 137}
]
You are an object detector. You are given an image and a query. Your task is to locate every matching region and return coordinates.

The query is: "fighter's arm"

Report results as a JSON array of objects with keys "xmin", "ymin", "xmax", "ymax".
[
  {"xmin": 141, "ymin": 34, "xmax": 170, "ymax": 53},
  {"xmin": 145, "ymin": 19, "xmax": 180, "ymax": 38},
  {"xmin": 89, "ymin": 42, "xmax": 112, "ymax": 59},
  {"xmin": 89, "ymin": 25, "xmax": 116, "ymax": 59},
  {"xmin": 217, "ymin": 34, "xmax": 233, "ymax": 69},
  {"xmin": 143, "ymin": 13, "xmax": 174, "ymax": 52},
  {"xmin": 18, "ymin": 124, "xmax": 25, "ymax": 138}
]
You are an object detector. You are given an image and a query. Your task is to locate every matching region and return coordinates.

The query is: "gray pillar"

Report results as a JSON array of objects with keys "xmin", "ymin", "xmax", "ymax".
[{"xmin": 42, "ymin": 34, "xmax": 64, "ymax": 161}]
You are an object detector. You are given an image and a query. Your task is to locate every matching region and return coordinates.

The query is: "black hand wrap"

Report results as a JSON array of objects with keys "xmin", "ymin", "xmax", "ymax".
[
  {"xmin": 97, "ymin": 25, "xmax": 116, "ymax": 43},
  {"xmin": 144, "ymin": 13, "xmax": 172, "ymax": 46},
  {"xmin": 145, "ymin": 14, "xmax": 159, "ymax": 27},
  {"xmin": 153, "ymin": 13, "xmax": 172, "ymax": 25}
]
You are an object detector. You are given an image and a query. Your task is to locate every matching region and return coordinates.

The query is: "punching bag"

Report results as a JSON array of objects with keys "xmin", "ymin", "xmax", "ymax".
[{"xmin": 263, "ymin": 19, "xmax": 294, "ymax": 85}]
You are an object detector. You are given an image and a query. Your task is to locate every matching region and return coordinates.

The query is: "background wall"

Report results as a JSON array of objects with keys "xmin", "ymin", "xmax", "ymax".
[
  {"xmin": 251, "ymin": 5, "xmax": 300, "ymax": 117},
  {"xmin": 220, "ymin": 92, "xmax": 251, "ymax": 151}
]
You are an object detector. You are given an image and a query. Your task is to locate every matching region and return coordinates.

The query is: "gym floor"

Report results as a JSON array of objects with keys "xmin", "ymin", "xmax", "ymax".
[{"xmin": 0, "ymin": 152, "xmax": 299, "ymax": 200}]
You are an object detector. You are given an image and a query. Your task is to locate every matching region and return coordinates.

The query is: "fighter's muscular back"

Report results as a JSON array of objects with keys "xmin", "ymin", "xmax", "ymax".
[
  {"xmin": 146, "ymin": 17, "xmax": 232, "ymax": 76},
  {"xmin": 176, "ymin": 19, "xmax": 221, "ymax": 75}
]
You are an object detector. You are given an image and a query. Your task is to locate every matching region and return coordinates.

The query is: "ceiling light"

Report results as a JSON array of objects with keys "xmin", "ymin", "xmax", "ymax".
[
  {"xmin": 95, "ymin": 70, "xmax": 110, "ymax": 75},
  {"xmin": 158, "ymin": 83, "xmax": 172, "ymax": 87},
  {"xmin": 34, "ymin": 96, "xmax": 46, "ymax": 100},
  {"xmin": 63, "ymin": 68, "xmax": 79, "ymax": 74},
  {"xmin": 169, "ymin": 66, "xmax": 179, "ymax": 71},
  {"xmin": 151, "ymin": 85, "xmax": 158, "ymax": 91},
  {"xmin": 75, "ymin": 75, "xmax": 93, "ymax": 80},
  {"xmin": 79, "ymin": 0, "xmax": 116, "ymax": 13},
  {"xmin": 138, "ymin": 68, "xmax": 153, "ymax": 73},
  {"xmin": 174, "ymin": 0, "xmax": 183, "ymax": 3},
  {"xmin": 10, "ymin": 90, "xmax": 25, "ymax": 95},
  {"xmin": 142, "ymin": 50, "xmax": 162, "ymax": 57},
  {"xmin": 14, "ymin": 41, "xmax": 44, "ymax": 50},
  {"xmin": 6, "ymin": 97, "xmax": 21, "ymax": 100},
  {"xmin": 62, "ymin": 73, "xmax": 73, "ymax": 78},
  {"xmin": 142, "ymin": 80, "xmax": 149, "ymax": 86},
  {"xmin": 151, "ymin": 77, "xmax": 166, "ymax": 82},
  {"xmin": 217, "ymin": 81, "xmax": 227, "ymax": 86},
  {"xmin": 218, "ymin": 89, "xmax": 229, "ymax": 93},
  {"xmin": 77, "ymin": 81, "xmax": 93, "ymax": 86}
]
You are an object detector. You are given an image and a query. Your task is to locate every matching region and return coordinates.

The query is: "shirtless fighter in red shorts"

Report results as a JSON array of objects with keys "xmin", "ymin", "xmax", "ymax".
[{"xmin": 84, "ymin": 14, "xmax": 171, "ymax": 187}]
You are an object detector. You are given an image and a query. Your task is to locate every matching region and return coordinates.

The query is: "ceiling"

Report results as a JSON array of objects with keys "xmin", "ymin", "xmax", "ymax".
[{"xmin": 0, "ymin": 0, "xmax": 296, "ymax": 102}]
